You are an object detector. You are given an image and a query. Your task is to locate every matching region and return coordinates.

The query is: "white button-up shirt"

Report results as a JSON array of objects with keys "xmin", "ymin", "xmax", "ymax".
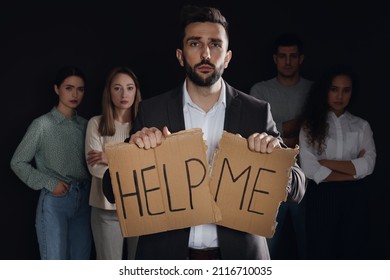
[
  {"xmin": 182, "ymin": 80, "xmax": 226, "ymax": 249},
  {"xmin": 299, "ymin": 111, "xmax": 376, "ymax": 184}
]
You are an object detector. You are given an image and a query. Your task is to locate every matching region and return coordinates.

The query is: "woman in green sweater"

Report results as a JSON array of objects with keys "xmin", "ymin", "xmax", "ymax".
[{"xmin": 10, "ymin": 66, "xmax": 92, "ymax": 259}]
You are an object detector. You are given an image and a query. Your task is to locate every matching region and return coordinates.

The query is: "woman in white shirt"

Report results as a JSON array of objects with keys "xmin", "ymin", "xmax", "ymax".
[
  {"xmin": 85, "ymin": 67, "xmax": 142, "ymax": 259},
  {"xmin": 299, "ymin": 64, "xmax": 376, "ymax": 259}
]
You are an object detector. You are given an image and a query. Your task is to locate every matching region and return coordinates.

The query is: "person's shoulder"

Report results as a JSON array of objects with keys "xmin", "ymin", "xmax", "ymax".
[
  {"xmin": 251, "ymin": 78, "xmax": 275, "ymax": 90},
  {"xmin": 77, "ymin": 115, "xmax": 89, "ymax": 125},
  {"xmin": 33, "ymin": 110, "xmax": 54, "ymax": 125},
  {"xmin": 300, "ymin": 77, "xmax": 314, "ymax": 86},
  {"xmin": 244, "ymin": 93, "xmax": 269, "ymax": 107},
  {"xmin": 249, "ymin": 78, "xmax": 277, "ymax": 96},
  {"xmin": 228, "ymin": 83, "xmax": 268, "ymax": 106},
  {"xmin": 34, "ymin": 111, "xmax": 50, "ymax": 121},
  {"xmin": 88, "ymin": 115, "xmax": 102, "ymax": 123},
  {"xmin": 346, "ymin": 111, "xmax": 371, "ymax": 126},
  {"xmin": 26, "ymin": 110, "xmax": 55, "ymax": 132},
  {"xmin": 86, "ymin": 115, "xmax": 101, "ymax": 128}
]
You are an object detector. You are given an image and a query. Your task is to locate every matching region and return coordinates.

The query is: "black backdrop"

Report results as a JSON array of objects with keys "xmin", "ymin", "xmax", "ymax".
[{"xmin": 1, "ymin": 0, "xmax": 389, "ymax": 259}]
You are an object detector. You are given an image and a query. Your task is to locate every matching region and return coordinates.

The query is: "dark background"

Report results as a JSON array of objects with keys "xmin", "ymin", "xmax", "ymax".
[{"xmin": 1, "ymin": 0, "xmax": 389, "ymax": 259}]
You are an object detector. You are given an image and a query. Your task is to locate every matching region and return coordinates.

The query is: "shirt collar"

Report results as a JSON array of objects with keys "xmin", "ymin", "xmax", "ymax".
[
  {"xmin": 328, "ymin": 110, "xmax": 352, "ymax": 121},
  {"xmin": 182, "ymin": 79, "xmax": 226, "ymax": 110},
  {"xmin": 50, "ymin": 106, "xmax": 80, "ymax": 124}
]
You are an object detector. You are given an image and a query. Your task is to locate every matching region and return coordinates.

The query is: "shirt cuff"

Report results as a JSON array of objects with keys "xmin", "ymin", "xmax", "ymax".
[
  {"xmin": 313, "ymin": 165, "xmax": 332, "ymax": 184},
  {"xmin": 351, "ymin": 158, "xmax": 368, "ymax": 179}
]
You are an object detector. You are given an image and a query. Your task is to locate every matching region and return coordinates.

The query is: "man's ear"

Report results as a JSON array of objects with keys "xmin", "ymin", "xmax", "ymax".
[
  {"xmin": 273, "ymin": 54, "xmax": 278, "ymax": 65},
  {"xmin": 176, "ymin": 49, "xmax": 184, "ymax": 67},
  {"xmin": 224, "ymin": 50, "xmax": 232, "ymax": 68},
  {"xmin": 299, "ymin": 54, "xmax": 305, "ymax": 65}
]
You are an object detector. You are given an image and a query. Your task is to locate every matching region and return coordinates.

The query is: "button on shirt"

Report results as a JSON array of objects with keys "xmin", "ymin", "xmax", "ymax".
[
  {"xmin": 182, "ymin": 80, "xmax": 226, "ymax": 249},
  {"xmin": 299, "ymin": 111, "xmax": 376, "ymax": 184},
  {"xmin": 10, "ymin": 107, "xmax": 90, "ymax": 192}
]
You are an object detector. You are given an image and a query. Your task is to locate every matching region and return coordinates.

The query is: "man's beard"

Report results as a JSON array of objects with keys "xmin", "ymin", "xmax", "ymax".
[{"xmin": 183, "ymin": 57, "xmax": 224, "ymax": 87}]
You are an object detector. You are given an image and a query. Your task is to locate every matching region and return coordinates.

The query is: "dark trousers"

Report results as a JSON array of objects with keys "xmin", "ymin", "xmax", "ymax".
[{"xmin": 306, "ymin": 179, "xmax": 368, "ymax": 260}]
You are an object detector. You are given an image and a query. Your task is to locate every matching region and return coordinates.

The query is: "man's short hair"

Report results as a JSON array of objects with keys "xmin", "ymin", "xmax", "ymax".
[
  {"xmin": 273, "ymin": 32, "xmax": 303, "ymax": 54},
  {"xmin": 179, "ymin": 5, "xmax": 229, "ymax": 47}
]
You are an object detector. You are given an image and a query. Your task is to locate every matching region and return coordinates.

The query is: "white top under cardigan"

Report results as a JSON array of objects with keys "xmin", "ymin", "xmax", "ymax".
[
  {"xmin": 299, "ymin": 111, "xmax": 376, "ymax": 184},
  {"xmin": 85, "ymin": 115, "xmax": 131, "ymax": 210}
]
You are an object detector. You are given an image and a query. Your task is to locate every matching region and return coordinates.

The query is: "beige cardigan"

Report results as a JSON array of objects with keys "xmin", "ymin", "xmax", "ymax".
[{"xmin": 85, "ymin": 115, "xmax": 130, "ymax": 210}]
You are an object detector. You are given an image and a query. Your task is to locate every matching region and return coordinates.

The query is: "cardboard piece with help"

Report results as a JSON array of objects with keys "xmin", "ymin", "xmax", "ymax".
[
  {"xmin": 210, "ymin": 131, "xmax": 299, "ymax": 237},
  {"xmin": 105, "ymin": 128, "xmax": 222, "ymax": 237}
]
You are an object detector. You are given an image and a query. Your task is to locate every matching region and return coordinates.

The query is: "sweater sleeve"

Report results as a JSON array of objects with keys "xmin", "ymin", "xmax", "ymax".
[
  {"xmin": 85, "ymin": 116, "xmax": 108, "ymax": 179},
  {"xmin": 10, "ymin": 119, "xmax": 58, "ymax": 191}
]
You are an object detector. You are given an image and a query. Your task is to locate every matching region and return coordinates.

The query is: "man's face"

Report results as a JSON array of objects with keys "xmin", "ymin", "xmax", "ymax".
[
  {"xmin": 176, "ymin": 22, "xmax": 231, "ymax": 87},
  {"xmin": 273, "ymin": 46, "xmax": 303, "ymax": 78}
]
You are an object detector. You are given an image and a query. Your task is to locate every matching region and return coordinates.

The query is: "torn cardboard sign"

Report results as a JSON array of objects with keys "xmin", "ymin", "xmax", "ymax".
[
  {"xmin": 210, "ymin": 131, "xmax": 299, "ymax": 237},
  {"xmin": 105, "ymin": 128, "xmax": 222, "ymax": 237}
]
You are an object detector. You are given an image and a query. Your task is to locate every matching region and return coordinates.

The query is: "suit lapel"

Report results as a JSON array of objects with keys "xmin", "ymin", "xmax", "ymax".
[
  {"xmin": 167, "ymin": 86, "xmax": 186, "ymax": 133},
  {"xmin": 224, "ymin": 82, "xmax": 242, "ymax": 134}
]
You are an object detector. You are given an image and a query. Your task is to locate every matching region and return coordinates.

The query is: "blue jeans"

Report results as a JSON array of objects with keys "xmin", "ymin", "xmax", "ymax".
[{"xmin": 35, "ymin": 180, "xmax": 92, "ymax": 259}]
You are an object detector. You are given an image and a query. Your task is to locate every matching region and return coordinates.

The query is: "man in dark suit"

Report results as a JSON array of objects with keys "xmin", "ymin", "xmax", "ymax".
[{"xmin": 112, "ymin": 5, "xmax": 306, "ymax": 260}]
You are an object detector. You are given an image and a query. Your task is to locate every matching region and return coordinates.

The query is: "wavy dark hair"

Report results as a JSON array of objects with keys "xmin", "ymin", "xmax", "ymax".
[{"xmin": 301, "ymin": 64, "xmax": 359, "ymax": 154}]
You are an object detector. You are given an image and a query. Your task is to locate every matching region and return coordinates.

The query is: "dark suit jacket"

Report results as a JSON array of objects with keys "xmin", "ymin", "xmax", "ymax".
[{"xmin": 127, "ymin": 81, "xmax": 306, "ymax": 259}]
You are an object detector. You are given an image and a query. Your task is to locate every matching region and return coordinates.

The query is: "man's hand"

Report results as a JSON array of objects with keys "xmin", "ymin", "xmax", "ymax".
[
  {"xmin": 247, "ymin": 132, "xmax": 281, "ymax": 153},
  {"xmin": 130, "ymin": 126, "xmax": 171, "ymax": 149}
]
